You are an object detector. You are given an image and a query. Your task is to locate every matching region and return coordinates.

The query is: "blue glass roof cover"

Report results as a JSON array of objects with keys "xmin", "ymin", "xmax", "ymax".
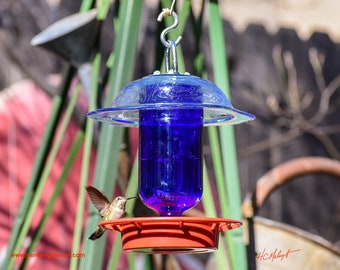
[{"xmin": 87, "ymin": 73, "xmax": 255, "ymax": 127}]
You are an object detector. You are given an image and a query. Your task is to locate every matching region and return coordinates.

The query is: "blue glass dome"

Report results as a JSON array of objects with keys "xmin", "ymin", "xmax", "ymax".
[{"xmin": 87, "ymin": 73, "xmax": 255, "ymax": 127}]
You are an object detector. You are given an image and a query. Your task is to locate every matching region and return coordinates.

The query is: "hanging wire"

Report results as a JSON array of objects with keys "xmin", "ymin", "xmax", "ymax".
[
  {"xmin": 169, "ymin": 0, "xmax": 176, "ymax": 14},
  {"xmin": 157, "ymin": 0, "xmax": 182, "ymax": 73}
]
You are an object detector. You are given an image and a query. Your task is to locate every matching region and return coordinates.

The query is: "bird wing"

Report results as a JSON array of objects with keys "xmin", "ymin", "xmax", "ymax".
[{"xmin": 86, "ymin": 186, "xmax": 111, "ymax": 217}]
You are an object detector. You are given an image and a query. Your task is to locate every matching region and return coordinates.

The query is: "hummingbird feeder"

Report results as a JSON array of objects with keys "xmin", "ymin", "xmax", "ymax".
[{"xmin": 87, "ymin": 9, "xmax": 254, "ymax": 253}]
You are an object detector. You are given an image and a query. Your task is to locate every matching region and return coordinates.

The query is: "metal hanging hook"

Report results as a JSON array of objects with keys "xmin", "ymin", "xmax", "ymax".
[
  {"xmin": 165, "ymin": 40, "xmax": 178, "ymax": 72},
  {"xmin": 157, "ymin": 9, "xmax": 182, "ymax": 49},
  {"xmin": 157, "ymin": 8, "xmax": 182, "ymax": 73}
]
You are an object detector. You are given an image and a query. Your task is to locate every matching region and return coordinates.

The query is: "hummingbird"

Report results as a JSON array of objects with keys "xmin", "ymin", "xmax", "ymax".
[{"xmin": 86, "ymin": 185, "xmax": 136, "ymax": 240}]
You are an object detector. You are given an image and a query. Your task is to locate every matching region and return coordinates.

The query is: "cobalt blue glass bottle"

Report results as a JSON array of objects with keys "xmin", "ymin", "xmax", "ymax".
[{"xmin": 139, "ymin": 108, "xmax": 203, "ymax": 216}]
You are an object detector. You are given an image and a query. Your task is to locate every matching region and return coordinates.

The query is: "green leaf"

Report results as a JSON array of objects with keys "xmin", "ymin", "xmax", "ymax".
[
  {"xmin": 106, "ymin": 154, "xmax": 139, "ymax": 269},
  {"xmin": 70, "ymin": 53, "xmax": 101, "ymax": 270},
  {"xmin": 80, "ymin": 0, "xmax": 94, "ymax": 13},
  {"xmin": 208, "ymin": 1, "xmax": 248, "ymax": 269},
  {"xmin": 79, "ymin": 1, "xmax": 144, "ymax": 269}
]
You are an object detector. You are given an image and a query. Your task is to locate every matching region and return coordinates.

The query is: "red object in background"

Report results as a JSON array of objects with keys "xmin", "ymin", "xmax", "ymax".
[{"xmin": 0, "ymin": 80, "xmax": 128, "ymax": 269}]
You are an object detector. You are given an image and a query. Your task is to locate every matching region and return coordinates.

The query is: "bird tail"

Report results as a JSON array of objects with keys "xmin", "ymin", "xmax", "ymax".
[{"xmin": 89, "ymin": 227, "xmax": 105, "ymax": 240}]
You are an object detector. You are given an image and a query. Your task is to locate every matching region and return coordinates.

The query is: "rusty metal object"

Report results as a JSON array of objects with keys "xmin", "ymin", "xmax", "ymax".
[{"xmin": 255, "ymin": 156, "xmax": 340, "ymax": 211}]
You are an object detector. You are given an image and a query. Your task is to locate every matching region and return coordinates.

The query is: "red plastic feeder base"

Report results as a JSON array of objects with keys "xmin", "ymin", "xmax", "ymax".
[{"xmin": 99, "ymin": 217, "xmax": 242, "ymax": 254}]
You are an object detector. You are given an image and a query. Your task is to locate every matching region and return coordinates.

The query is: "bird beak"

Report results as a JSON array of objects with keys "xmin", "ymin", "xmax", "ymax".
[{"xmin": 126, "ymin": 196, "xmax": 137, "ymax": 201}]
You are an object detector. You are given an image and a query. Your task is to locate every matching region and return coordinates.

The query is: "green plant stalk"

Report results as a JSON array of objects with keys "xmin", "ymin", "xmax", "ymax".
[
  {"xmin": 208, "ymin": 126, "xmax": 235, "ymax": 269},
  {"xmin": 208, "ymin": 1, "xmax": 247, "ymax": 269},
  {"xmin": 6, "ymin": 81, "xmax": 81, "ymax": 270},
  {"xmin": 191, "ymin": 0, "xmax": 205, "ymax": 76},
  {"xmin": 107, "ymin": 155, "xmax": 139, "ymax": 269},
  {"xmin": 143, "ymin": 255, "xmax": 152, "ymax": 270},
  {"xmin": 128, "ymin": 252, "xmax": 136, "ymax": 270},
  {"xmin": 19, "ymin": 130, "xmax": 85, "ymax": 269},
  {"xmin": 69, "ymin": 54, "xmax": 100, "ymax": 270},
  {"xmin": 80, "ymin": 127, "xmax": 124, "ymax": 269},
  {"xmin": 107, "ymin": 237, "xmax": 123, "ymax": 270},
  {"xmin": 202, "ymin": 161, "xmax": 229, "ymax": 269},
  {"xmin": 80, "ymin": 1, "xmax": 143, "ymax": 269},
  {"xmin": 220, "ymin": 127, "xmax": 245, "ymax": 269},
  {"xmin": 105, "ymin": 0, "xmax": 143, "ymax": 105},
  {"xmin": 80, "ymin": 0, "xmax": 94, "ymax": 12},
  {"xmin": 124, "ymin": 154, "xmax": 139, "ymax": 211},
  {"xmin": 202, "ymin": 161, "xmax": 217, "ymax": 217},
  {"xmin": 208, "ymin": 127, "xmax": 230, "ymax": 218},
  {"xmin": 97, "ymin": 0, "xmax": 112, "ymax": 20}
]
